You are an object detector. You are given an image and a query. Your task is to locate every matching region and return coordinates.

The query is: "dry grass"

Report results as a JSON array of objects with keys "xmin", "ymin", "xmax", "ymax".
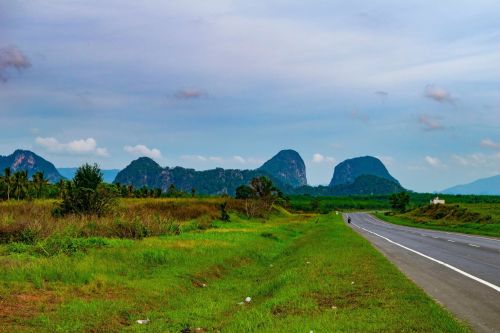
[{"xmin": 0, "ymin": 198, "xmax": 249, "ymax": 243}]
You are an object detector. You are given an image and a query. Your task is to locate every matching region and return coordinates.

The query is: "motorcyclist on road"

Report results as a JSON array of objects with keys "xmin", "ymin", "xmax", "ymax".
[{"xmin": 347, "ymin": 216, "xmax": 351, "ymax": 224}]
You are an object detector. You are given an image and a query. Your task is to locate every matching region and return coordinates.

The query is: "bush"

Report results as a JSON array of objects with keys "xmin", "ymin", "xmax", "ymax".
[{"xmin": 55, "ymin": 164, "xmax": 118, "ymax": 217}]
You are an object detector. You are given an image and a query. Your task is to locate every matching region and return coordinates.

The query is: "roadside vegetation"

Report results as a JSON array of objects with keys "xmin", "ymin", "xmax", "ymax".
[
  {"xmin": 0, "ymin": 211, "xmax": 469, "ymax": 332},
  {"xmin": 0, "ymin": 164, "xmax": 494, "ymax": 331},
  {"xmin": 375, "ymin": 204, "xmax": 500, "ymax": 237}
]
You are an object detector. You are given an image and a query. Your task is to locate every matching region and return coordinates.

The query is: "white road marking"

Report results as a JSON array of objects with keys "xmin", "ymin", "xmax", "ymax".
[
  {"xmin": 432, "ymin": 236, "xmax": 439, "ymax": 239},
  {"xmin": 366, "ymin": 214, "xmax": 500, "ymax": 243},
  {"xmin": 447, "ymin": 239, "xmax": 455, "ymax": 243},
  {"xmin": 443, "ymin": 231, "xmax": 500, "ymax": 243},
  {"xmin": 351, "ymin": 222, "xmax": 500, "ymax": 293},
  {"xmin": 469, "ymin": 244, "xmax": 480, "ymax": 248}
]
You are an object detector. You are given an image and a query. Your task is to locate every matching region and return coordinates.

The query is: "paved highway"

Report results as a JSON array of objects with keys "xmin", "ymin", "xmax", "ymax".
[{"xmin": 346, "ymin": 213, "xmax": 500, "ymax": 333}]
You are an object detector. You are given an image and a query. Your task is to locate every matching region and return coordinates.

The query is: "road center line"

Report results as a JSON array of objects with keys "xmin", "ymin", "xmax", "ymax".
[
  {"xmin": 447, "ymin": 239, "xmax": 455, "ymax": 242},
  {"xmin": 469, "ymin": 244, "xmax": 480, "ymax": 248},
  {"xmin": 351, "ymin": 222, "xmax": 500, "ymax": 293}
]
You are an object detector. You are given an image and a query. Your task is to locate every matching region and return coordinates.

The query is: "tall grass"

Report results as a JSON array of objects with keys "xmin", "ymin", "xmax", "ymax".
[{"xmin": 0, "ymin": 198, "xmax": 249, "ymax": 245}]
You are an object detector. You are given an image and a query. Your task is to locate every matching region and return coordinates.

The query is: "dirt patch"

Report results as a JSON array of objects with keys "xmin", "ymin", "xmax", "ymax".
[
  {"xmin": 271, "ymin": 303, "xmax": 307, "ymax": 317},
  {"xmin": 0, "ymin": 290, "xmax": 62, "ymax": 322},
  {"xmin": 309, "ymin": 289, "xmax": 378, "ymax": 310},
  {"xmin": 72, "ymin": 281, "xmax": 131, "ymax": 301}
]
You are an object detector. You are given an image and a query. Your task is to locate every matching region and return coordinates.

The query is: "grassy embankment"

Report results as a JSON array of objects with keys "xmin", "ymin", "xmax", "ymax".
[
  {"xmin": 374, "ymin": 202, "xmax": 500, "ymax": 238},
  {"xmin": 0, "ymin": 199, "xmax": 470, "ymax": 332}
]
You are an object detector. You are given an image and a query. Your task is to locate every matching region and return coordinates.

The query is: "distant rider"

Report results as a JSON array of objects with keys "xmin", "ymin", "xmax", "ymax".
[{"xmin": 347, "ymin": 216, "xmax": 351, "ymax": 224}]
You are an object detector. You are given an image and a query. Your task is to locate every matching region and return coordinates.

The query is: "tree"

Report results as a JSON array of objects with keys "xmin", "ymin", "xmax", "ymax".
[
  {"xmin": 1, "ymin": 168, "xmax": 12, "ymax": 200},
  {"xmin": 219, "ymin": 202, "xmax": 230, "ymax": 221},
  {"xmin": 235, "ymin": 176, "xmax": 283, "ymax": 217},
  {"xmin": 32, "ymin": 171, "xmax": 48, "ymax": 199},
  {"xmin": 74, "ymin": 163, "xmax": 103, "ymax": 190},
  {"xmin": 55, "ymin": 163, "xmax": 117, "ymax": 216},
  {"xmin": 390, "ymin": 192, "xmax": 410, "ymax": 213},
  {"xmin": 235, "ymin": 185, "xmax": 255, "ymax": 199},
  {"xmin": 56, "ymin": 179, "xmax": 67, "ymax": 199},
  {"xmin": 12, "ymin": 170, "xmax": 29, "ymax": 200},
  {"xmin": 310, "ymin": 196, "xmax": 320, "ymax": 212}
]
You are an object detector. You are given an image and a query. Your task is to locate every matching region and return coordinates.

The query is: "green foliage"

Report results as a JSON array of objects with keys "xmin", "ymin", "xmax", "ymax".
[
  {"xmin": 236, "ymin": 176, "xmax": 285, "ymax": 217},
  {"xmin": 55, "ymin": 164, "xmax": 118, "ymax": 216},
  {"xmin": 310, "ymin": 196, "xmax": 320, "ymax": 212},
  {"xmin": 390, "ymin": 192, "xmax": 410, "ymax": 212},
  {"xmin": 167, "ymin": 184, "xmax": 186, "ymax": 198},
  {"xmin": 73, "ymin": 163, "xmax": 103, "ymax": 190},
  {"xmin": 235, "ymin": 184, "xmax": 255, "ymax": 199},
  {"xmin": 219, "ymin": 202, "xmax": 230, "ymax": 221}
]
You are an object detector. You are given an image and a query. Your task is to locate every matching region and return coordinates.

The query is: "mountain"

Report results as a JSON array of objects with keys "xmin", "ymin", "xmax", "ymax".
[
  {"xmin": 0, "ymin": 150, "xmax": 64, "ymax": 183},
  {"xmin": 258, "ymin": 149, "xmax": 307, "ymax": 187},
  {"xmin": 442, "ymin": 175, "xmax": 500, "ymax": 195},
  {"xmin": 114, "ymin": 149, "xmax": 307, "ymax": 195},
  {"xmin": 58, "ymin": 167, "xmax": 120, "ymax": 183},
  {"xmin": 330, "ymin": 175, "xmax": 404, "ymax": 195},
  {"xmin": 329, "ymin": 156, "xmax": 399, "ymax": 187}
]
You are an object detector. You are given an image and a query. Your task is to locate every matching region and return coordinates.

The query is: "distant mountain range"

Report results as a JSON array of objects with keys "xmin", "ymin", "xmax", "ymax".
[
  {"xmin": 58, "ymin": 167, "xmax": 120, "ymax": 184},
  {"xmin": 442, "ymin": 175, "xmax": 500, "ymax": 195},
  {"xmin": 0, "ymin": 150, "xmax": 63, "ymax": 183},
  {"xmin": 114, "ymin": 150, "xmax": 307, "ymax": 195},
  {"xmin": 1, "ymin": 149, "xmax": 410, "ymax": 196},
  {"xmin": 115, "ymin": 151, "xmax": 405, "ymax": 195}
]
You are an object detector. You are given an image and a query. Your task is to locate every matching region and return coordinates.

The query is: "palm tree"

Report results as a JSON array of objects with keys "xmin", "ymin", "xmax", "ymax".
[
  {"xmin": 32, "ymin": 171, "xmax": 48, "ymax": 199},
  {"xmin": 12, "ymin": 170, "xmax": 29, "ymax": 200},
  {"xmin": 1, "ymin": 168, "xmax": 12, "ymax": 200},
  {"xmin": 56, "ymin": 179, "xmax": 66, "ymax": 199}
]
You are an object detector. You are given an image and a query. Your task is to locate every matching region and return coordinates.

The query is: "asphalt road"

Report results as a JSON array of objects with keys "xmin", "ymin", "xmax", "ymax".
[{"xmin": 346, "ymin": 213, "xmax": 500, "ymax": 333}]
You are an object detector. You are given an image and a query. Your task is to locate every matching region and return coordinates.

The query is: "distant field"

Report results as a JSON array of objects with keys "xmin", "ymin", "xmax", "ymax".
[
  {"xmin": 374, "ymin": 202, "xmax": 500, "ymax": 238},
  {"xmin": 460, "ymin": 203, "xmax": 500, "ymax": 221},
  {"xmin": 0, "ymin": 200, "xmax": 469, "ymax": 332}
]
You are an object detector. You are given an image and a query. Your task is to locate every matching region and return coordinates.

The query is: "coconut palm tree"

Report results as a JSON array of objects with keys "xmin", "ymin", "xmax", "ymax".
[
  {"xmin": 1, "ymin": 168, "xmax": 12, "ymax": 200},
  {"xmin": 56, "ymin": 179, "xmax": 67, "ymax": 199},
  {"xmin": 32, "ymin": 171, "xmax": 48, "ymax": 198},
  {"xmin": 12, "ymin": 170, "xmax": 29, "ymax": 200}
]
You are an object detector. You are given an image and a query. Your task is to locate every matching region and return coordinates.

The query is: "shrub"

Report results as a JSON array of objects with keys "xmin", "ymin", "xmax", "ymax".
[{"xmin": 55, "ymin": 164, "xmax": 118, "ymax": 217}]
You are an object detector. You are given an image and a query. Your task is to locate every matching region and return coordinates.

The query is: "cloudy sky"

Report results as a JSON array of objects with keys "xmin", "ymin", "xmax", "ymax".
[{"xmin": 1, "ymin": 0, "xmax": 499, "ymax": 192}]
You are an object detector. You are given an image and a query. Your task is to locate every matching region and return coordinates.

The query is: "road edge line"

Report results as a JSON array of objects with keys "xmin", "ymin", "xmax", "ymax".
[{"xmin": 351, "ymin": 222, "xmax": 500, "ymax": 293}]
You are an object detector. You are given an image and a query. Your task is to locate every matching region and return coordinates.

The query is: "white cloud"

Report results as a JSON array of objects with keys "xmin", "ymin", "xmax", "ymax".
[
  {"xmin": 452, "ymin": 153, "xmax": 499, "ymax": 168},
  {"xmin": 233, "ymin": 155, "xmax": 245, "ymax": 164},
  {"xmin": 480, "ymin": 138, "xmax": 500, "ymax": 150},
  {"xmin": 232, "ymin": 156, "xmax": 264, "ymax": 165},
  {"xmin": 180, "ymin": 155, "xmax": 262, "ymax": 165},
  {"xmin": 424, "ymin": 85, "xmax": 455, "ymax": 104},
  {"xmin": 124, "ymin": 144, "xmax": 162, "ymax": 159},
  {"xmin": 35, "ymin": 137, "xmax": 109, "ymax": 157},
  {"xmin": 312, "ymin": 153, "xmax": 336, "ymax": 164},
  {"xmin": 424, "ymin": 155, "xmax": 446, "ymax": 168}
]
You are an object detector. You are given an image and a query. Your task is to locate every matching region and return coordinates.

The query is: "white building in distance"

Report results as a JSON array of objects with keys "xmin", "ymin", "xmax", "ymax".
[{"xmin": 430, "ymin": 196, "xmax": 445, "ymax": 205}]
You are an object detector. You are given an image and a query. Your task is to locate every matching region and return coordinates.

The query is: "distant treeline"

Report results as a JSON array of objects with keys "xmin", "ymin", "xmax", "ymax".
[{"xmin": 289, "ymin": 193, "xmax": 500, "ymax": 213}]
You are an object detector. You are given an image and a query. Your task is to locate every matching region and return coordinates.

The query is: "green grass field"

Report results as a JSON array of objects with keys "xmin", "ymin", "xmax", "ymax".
[
  {"xmin": 374, "ymin": 202, "xmax": 500, "ymax": 238},
  {"xmin": 0, "ymin": 204, "xmax": 469, "ymax": 332}
]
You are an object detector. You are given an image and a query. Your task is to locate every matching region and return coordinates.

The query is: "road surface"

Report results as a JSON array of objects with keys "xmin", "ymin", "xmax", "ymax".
[{"xmin": 346, "ymin": 213, "xmax": 500, "ymax": 333}]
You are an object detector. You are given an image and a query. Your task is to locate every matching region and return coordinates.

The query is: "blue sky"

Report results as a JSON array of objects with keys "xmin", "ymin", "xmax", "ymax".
[{"xmin": 0, "ymin": 0, "xmax": 499, "ymax": 192}]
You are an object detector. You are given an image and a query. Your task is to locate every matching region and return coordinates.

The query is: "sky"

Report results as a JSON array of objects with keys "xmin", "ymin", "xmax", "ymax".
[{"xmin": 0, "ymin": 0, "xmax": 499, "ymax": 192}]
